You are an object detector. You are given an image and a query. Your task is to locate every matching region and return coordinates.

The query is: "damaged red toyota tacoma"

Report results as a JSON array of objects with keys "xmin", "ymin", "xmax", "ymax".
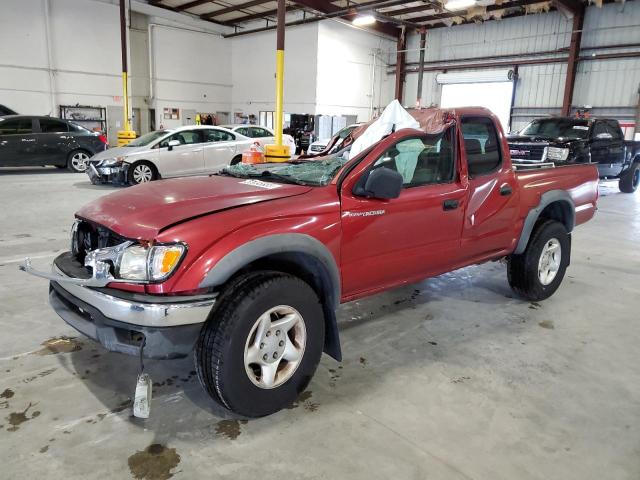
[{"xmin": 22, "ymin": 107, "xmax": 599, "ymax": 417}]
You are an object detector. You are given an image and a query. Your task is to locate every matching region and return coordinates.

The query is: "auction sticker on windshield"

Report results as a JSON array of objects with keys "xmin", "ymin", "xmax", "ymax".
[{"xmin": 239, "ymin": 179, "xmax": 283, "ymax": 189}]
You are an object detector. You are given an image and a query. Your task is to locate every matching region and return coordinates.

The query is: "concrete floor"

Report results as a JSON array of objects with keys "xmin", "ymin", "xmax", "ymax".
[{"xmin": 0, "ymin": 167, "xmax": 639, "ymax": 480}]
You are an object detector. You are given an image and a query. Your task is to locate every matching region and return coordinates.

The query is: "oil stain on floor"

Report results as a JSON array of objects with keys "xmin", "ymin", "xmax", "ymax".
[
  {"xmin": 215, "ymin": 419, "xmax": 248, "ymax": 440},
  {"xmin": 5, "ymin": 402, "xmax": 40, "ymax": 432},
  {"xmin": 34, "ymin": 336, "xmax": 83, "ymax": 355},
  {"xmin": 128, "ymin": 443, "xmax": 181, "ymax": 480},
  {"xmin": 539, "ymin": 320, "xmax": 555, "ymax": 329}
]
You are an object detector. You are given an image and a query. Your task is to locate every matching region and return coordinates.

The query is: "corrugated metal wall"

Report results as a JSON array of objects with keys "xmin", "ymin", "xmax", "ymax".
[{"xmin": 400, "ymin": 1, "xmax": 640, "ymax": 133}]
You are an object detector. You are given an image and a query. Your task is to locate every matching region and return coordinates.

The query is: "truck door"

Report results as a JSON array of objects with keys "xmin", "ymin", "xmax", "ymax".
[
  {"xmin": 340, "ymin": 128, "xmax": 466, "ymax": 298},
  {"xmin": 459, "ymin": 116, "xmax": 519, "ymax": 261},
  {"xmin": 605, "ymin": 119, "xmax": 625, "ymax": 169},
  {"xmin": 589, "ymin": 121, "xmax": 611, "ymax": 166}
]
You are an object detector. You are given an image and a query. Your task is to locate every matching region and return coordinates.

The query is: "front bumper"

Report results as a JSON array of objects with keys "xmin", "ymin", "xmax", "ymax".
[
  {"xmin": 87, "ymin": 162, "xmax": 129, "ymax": 185},
  {"xmin": 45, "ymin": 266, "xmax": 216, "ymax": 359}
]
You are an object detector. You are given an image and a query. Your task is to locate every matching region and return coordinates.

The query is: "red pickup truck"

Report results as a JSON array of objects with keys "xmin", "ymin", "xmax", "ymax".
[{"xmin": 23, "ymin": 107, "xmax": 598, "ymax": 417}]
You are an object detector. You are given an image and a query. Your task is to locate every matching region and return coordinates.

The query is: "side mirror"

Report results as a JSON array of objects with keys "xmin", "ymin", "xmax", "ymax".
[
  {"xmin": 167, "ymin": 139, "xmax": 180, "ymax": 151},
  {"xmin": 361, "ymin": 167, "xmax": 403, "ymax": 200}
]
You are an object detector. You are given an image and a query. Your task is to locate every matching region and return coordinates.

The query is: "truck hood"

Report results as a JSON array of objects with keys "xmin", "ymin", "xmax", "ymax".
[
  {"xmin": 507, "ymin": 134, "xmax": 582, "ymax": 146},
  {"xmin": 76, "ymin": 175, "xmax": 312, "ymax": 239}
]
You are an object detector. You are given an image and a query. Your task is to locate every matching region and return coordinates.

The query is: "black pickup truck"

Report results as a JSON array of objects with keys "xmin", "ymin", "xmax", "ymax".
[{"xmin": 508, "ymin": 117, "xmax": 640, "ymax": 193}]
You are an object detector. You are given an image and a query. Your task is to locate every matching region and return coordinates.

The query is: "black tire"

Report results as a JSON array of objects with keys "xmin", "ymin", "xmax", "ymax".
[
  {"xmin": 507, "ymin": 220, "xmax": 570, "ymax": 302},
  {"xmin": 195, "ymin": 272, "xmax": 324, "ymax": 418},
  {"xmin": 66, "ymin": 149, "xmax": 91, "ymax": 172},
  {"xmin": 619, "ymin": 162, "xmax": 640, "ymax": 193},
  {"xmin": 230, "ymin": 155, "xmax": 242, "ymax": 166},
  {"xmin": 127, "ymin": 161, "xmax": 157, "ymax": 185}
]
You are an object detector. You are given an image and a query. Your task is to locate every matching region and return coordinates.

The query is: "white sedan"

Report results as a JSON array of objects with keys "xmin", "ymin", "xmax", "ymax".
[
  {"xmin": 86, "ymin": 126, "xmax": 254, "ymax": 185},
  {"xmin": 221, "ymin": 124, "xmax": 297, "ymax": 156}
]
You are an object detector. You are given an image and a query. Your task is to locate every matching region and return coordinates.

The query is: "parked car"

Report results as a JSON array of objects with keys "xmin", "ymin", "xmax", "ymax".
[
  {"xmin": 0, "ymin": 105, "xmax": 18, "ymax": 116},
  {"xmin": 221, "ymin": 124, "xmax": 297, "ymax": 155},
  {"xmin": 23, "ymin": 106, "xmax": 598, "ymax": 418},
  {"xmin": 86, "ymin": 125, "xmax": 254, "ymax": 185},
  {"xmin": 0, "ymin": 115, "xmax": 107, "ymax": 172},
  {"xmin": 306, "ymin": 123, "xmax": 363, "ymax": 156},
  {"xmin": 508, "ymin": 117, "xmax": 640, "ymax": 193}
]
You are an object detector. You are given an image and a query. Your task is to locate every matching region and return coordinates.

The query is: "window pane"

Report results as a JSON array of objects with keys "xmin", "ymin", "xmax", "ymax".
[
  {"xmin": 40, "ymin": 118, "xmax": 68, "ymax": 133},
  {"xmin": 204, "ymin": 129, "xmax": 234, "ymax": 142},
  {"xmin": 371, "ymin": 132, "xmax": 453, "ymax": 188},
  {"xmin": 252, "ymin": 127, "xmax": 270, "ymax": 138},
  {"xmin": 160, "ymin": 130, "xmax": 202, "ymax": 147},
  {"xmin": 461, "ymin": 117, "xmax": 501, "ymax": 177},
  {"xmin": 236, "ymin": 127, "xmax": 249, "ymax": 137},
  {"xmin": 0, "ymin": 118, "xmax": 32, "ymax": 135},
  {"xmin": 605, "ymin": 120, "xmax": 622, "ymax": 139}
]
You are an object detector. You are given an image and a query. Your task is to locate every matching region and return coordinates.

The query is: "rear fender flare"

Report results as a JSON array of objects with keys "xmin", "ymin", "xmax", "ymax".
[
  {"xmin": 514, "ymin": 190, "xmax": 575, "ymax": 255},
  {"xmin": 199, "ymin": 233, "xmax": 342, "ymax": 361}
]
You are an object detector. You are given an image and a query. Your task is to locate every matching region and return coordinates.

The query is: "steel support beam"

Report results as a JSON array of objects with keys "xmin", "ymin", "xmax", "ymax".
[
  {"xmin": 416, "ymin": 29, "xmax": 426, "ymax": 107},
  {"xmin": 395, "ymin": 27, "xmax": 406, "ymax": 102},
  {"xmin": 561, "ymin": 4, "xmax": 584, "ymax": 116}
]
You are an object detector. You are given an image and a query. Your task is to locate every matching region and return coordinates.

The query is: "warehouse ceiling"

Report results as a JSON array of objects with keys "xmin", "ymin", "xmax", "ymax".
[{"xmin": 146, "ymin": 0, "xmax": 613, "ymax": 36}]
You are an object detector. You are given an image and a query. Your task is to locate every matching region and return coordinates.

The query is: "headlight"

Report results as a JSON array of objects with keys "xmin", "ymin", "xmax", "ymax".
[
  {"xmin": 99, "ymin": 156, "xmax": 125, "ymax": 167},
  {"xmin": 118, "ymin": 243, "xmax": 185, "ymax": 281},
  {"xmin": 546, "ymin": 147, "xmax": 569, "ymax": 161}
]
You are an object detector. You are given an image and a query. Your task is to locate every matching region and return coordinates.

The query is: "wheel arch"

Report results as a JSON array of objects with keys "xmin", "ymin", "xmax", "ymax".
[
  {"xmin": 514, "ymin": 190, "xmax": 575, "ymax": 255},
  {"xmin": 199, "ymin": 234, "xmax": 342, "ymax": 361}
]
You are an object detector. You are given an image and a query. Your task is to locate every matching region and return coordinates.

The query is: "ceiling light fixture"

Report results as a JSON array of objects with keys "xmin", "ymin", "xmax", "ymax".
[
  {"xmin": 444, "ymin": 0, "xmax": 476, "ymax": 10},
  {"xmin": 352, "ymin": 14, "xmax": 376, "ymax": 26}
]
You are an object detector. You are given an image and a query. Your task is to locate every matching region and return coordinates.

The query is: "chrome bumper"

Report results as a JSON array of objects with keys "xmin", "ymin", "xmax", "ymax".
[{"xmin": 24, "ymin": 262, "xmax": 216, "ymax": 328}]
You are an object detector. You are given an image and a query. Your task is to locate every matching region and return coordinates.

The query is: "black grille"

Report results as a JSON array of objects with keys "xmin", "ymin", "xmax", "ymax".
[
  {"xmin": 73, "ymin": 220, "xmax": 126, "ymax": 263},
  {"xmin": 508, "ymin": 143, "xmax": 548, "ymax": 162}
]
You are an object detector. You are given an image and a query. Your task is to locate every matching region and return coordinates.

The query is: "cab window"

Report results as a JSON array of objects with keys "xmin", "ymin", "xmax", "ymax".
[
  {"xmin": 370, "ymin": 129, "xmax": 454, "ymax": 188},
  {"xmin": 204, "ymin": 129, "xmax": 235, "ymax": 142},
  {"xmin": 159, "ymin": 130, "xmax": 202, "ymax": 147},
  {"xmin": 461, "ymin": 117, "xmax": 501, "ymax": 177}
]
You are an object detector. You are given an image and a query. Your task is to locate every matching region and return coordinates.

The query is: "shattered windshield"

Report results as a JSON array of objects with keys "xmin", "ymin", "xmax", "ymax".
[{"xmin": 222, "ymin": 148, "xmax": 352, "ymax": 186}]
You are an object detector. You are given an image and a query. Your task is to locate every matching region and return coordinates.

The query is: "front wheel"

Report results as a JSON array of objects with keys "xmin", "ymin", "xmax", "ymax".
[
  {"xmin": 195, "ymin": 273, "xmax": 324, "ymax": 417},
  {"xmin": 619, "ymin": 162, "xmax": 640, "ymax": 193},
  {"xmin": 507, "ymin": 220, "xmax": 570, "ymax": 301},
  {"xmin": 128, "ymin": 161, "xmax": 157, "ymax": 185}
]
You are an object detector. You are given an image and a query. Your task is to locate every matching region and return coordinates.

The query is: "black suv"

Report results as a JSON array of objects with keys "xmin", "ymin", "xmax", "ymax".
[
  {"xmin": 508, "ymin": 117, "xmax": 640, "ymax": 193},
  {"xmin": 0, "ymin": 116, "xmax": 108, "ymax": 172}
]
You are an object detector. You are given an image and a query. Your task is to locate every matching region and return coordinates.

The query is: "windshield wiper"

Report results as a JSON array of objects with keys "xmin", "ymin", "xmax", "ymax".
[{"xmin": 216, "ymin": 168, "xmax": 309, "ymax": 186}]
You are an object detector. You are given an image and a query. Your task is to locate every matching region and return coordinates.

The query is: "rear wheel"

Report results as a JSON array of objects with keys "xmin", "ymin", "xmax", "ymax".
[
  {"xmin": 195, "ymin": 273, "xmax": 324, "ymax": 417},
  {"xmin": 619, "ymin": 162, "xmax": 640, "ymax": 193},
  {"xmin": 128, "ymin": 161, "xmax": 157, "ymax": 185},
  {"xmin": 507, "ymin": 220, "xmax": 570, "ymax": 301},
  {"xmin": 67, "ymin": 150, "xmax": 91, "ymax": 172}
]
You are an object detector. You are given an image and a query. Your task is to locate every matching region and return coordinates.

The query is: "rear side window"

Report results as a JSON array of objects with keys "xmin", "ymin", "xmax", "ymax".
[
  {"xmin": 205, "ymin": 129, "xmax": 235, "ymax": 142},
  {"xmin": 461, "ymin": 117, "xmax": 501, "ymax": 177},
  {"xmin": 0, "ymin": 118, "xmax": 33, "ymax": 135},
  {"xmin": 39, "ymin": 118, "xmax": 69, "ymax": 133}
]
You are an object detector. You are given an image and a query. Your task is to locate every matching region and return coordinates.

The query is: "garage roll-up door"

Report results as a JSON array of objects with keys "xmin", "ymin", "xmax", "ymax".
[{"xmin": 436, "ymin": 69, "xmax": 515, "ymax": 84}]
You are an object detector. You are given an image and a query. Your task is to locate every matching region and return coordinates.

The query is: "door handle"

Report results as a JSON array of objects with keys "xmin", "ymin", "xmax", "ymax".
[
  {"xmin": 443, "ymin": 199, "xmax": 459, "ymax": 211},
  {"xmin": 500, "ymin": 185, "xmax": 513, "ymax": 196}
]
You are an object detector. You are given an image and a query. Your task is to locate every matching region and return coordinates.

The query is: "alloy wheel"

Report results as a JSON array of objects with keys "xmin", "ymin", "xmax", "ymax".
[
  {"xmin": 243, "ymin": 305, "xmax": 307, "ymax": 389},
  {"xmin": 538, "ymin": 238, "xmax": 561, "ymax": 285},
  {"xmin": 132, "ymin": 164, "xmax": 153, "ymax": 183},
  {"xmin": 71, "ymin": 152, "xmax": 89, "ymax": 172}
]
